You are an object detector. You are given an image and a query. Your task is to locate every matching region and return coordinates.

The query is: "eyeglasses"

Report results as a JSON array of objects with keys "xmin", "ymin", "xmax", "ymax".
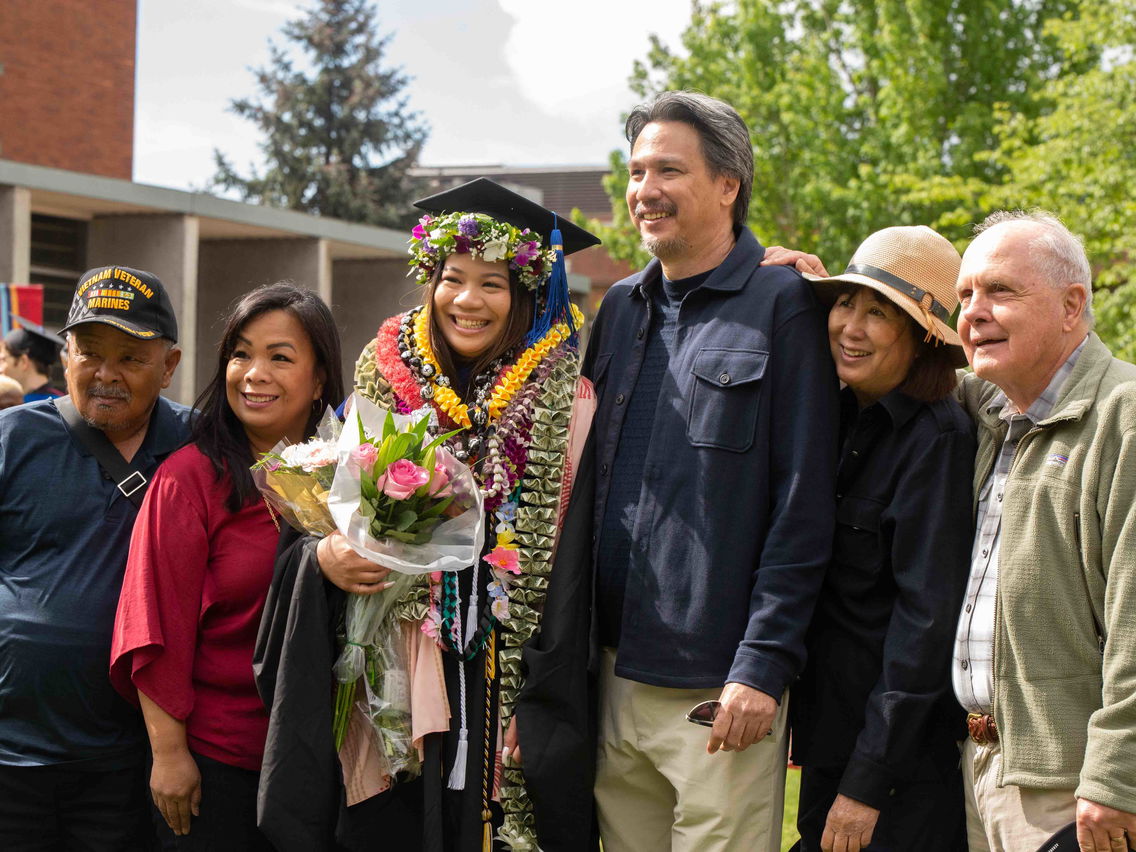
[{"xmin": 685, "ymin": 700, "xmax": 721, "ymax": 727}]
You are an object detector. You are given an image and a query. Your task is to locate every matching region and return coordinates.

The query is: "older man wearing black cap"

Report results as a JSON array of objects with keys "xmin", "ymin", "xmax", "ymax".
[
  {"xmin": 0, "ymin": 266, "xmax": 191, "ymax": 850},
  {"xmin": 0, "ymin": 326, "xmax": 65, "ymax": 402}
]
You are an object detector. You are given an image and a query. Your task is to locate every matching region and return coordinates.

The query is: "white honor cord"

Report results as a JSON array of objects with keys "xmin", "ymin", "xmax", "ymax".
[{"xmin": 447, "ymin": 576, "xmax": 480, "ymax": 791}]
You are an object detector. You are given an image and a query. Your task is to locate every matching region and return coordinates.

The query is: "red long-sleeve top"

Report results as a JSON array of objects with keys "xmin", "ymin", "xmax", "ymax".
[{"xmin": 110, "ymin": 444, "xmax": 278, "ymax": 771}]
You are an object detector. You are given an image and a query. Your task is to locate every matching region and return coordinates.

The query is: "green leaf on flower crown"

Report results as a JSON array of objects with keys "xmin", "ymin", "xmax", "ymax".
[{"xmin": 394, "ymin": 508, "xmax": 418, "ymax": 531}]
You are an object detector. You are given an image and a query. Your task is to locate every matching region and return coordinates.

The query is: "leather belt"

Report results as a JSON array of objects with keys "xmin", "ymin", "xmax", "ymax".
[{"xmin": 967, "ymin": 713, "xmax": 998, "ymax": 745}]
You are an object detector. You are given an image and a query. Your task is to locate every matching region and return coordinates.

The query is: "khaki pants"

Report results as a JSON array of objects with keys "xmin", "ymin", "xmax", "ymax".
[
  {"xmin": 962, "ymin": 738, "xmax": 1076, "ymax": 852},
  {"xmin": 594, "ymin": 648, "xmax": 788, "ymax": 852}
]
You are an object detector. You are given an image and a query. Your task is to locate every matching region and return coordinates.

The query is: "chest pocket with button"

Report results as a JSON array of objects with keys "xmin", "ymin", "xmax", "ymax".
[
  {"xmin": 832, "ymin": 495, "xmax": 885, "ymax": 591},
  {"xmin": 687, "ymin": 348, "xmax": 768, "ymax": 452}
]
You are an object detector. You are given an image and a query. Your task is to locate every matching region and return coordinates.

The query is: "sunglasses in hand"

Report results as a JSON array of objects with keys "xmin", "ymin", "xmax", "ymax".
[{"xmin": 685, "ymin": 700, "xmax": 721, "ymax": 727}]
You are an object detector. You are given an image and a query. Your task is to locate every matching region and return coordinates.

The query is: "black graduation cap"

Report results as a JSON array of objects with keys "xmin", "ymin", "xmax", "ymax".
[
  {"xmin": 414, "ymin": 178, "xmax": 600, "ymax": 256},
  {"xmin": 1034, "ymin": 822, "xmax": 1077, "ymax": 852},
  {"xmin": 4, "ymin": 325, "xmax": 64, "ymax": 367}
]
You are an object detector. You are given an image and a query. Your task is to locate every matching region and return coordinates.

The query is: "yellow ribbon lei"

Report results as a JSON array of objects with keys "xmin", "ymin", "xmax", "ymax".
[{"xmin": 412, "ymin": 304, "xmax": 584, "ymax": 428}]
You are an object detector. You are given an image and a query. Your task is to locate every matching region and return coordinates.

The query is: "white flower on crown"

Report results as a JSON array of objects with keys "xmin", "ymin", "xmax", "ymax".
[{"xmin": 480, "ymin": 240, "xmax": 508, "ymax": 263}]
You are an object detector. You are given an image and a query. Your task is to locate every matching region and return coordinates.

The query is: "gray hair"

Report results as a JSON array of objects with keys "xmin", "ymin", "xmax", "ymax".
[
  {"xmin": 625, "ymin": 91, "xmax": 754, "ymax": 229},
  {"xmin": 975, "ymin": 209, "xmax": 1094, "ymax": 325}
]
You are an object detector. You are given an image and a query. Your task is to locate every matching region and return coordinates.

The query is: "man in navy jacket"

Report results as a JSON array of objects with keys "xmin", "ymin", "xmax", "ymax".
[{"xmin": 585, "ymin": 91, "xmax": 839, "ymax": 851}]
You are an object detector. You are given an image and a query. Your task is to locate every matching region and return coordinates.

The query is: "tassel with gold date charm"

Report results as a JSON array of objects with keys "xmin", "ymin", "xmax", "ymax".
[{"xmin": 481, "ymin": 627, "xmax": 497, "ymax": 851}]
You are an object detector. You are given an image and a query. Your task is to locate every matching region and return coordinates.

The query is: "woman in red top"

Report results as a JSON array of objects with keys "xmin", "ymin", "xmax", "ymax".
[{"xmin": 110, "ymin": 284, "xmax": 383, "ymax": 849}]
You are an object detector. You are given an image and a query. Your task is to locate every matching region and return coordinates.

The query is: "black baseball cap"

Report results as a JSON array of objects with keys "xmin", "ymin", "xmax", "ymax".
[
  {"xmin": 60, "ymin": 266, "xmax": 179, "ymax": 343},
  {"xmin": 414, "ymin": 178, "xmax": 601, "ymax": 255}
]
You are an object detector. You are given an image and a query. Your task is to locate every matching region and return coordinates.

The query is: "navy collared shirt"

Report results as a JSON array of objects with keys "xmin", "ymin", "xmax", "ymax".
[
  {"xmin": 582, "ymin": 228, "xmax": 840, "ymax": 697},
  {"xmin": 0, "ymin": 395, "xmax": 192, "ymax": 767}
]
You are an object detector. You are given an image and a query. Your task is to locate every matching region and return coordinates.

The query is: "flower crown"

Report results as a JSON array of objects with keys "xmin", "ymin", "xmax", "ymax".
[{"xmin": 408, "ymin": 212, "xmax": 558, "ymax": 290}]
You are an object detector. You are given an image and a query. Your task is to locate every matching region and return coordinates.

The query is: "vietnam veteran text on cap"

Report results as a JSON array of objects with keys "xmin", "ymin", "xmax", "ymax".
[{"xmin": 60, "ymin": 266, "xmax": 179, "ymax": 343}]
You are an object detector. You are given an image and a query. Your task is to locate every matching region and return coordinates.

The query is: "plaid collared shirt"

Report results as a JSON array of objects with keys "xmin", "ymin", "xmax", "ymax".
[{"xmin": 952, "ymin": 337, "xmax": 1088, "ymax": 714}]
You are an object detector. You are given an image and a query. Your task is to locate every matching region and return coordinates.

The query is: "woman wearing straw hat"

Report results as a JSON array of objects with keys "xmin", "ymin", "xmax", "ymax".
[{"xmin": 769, "ymin": 227, "xmax": 975, "ymax": 851}]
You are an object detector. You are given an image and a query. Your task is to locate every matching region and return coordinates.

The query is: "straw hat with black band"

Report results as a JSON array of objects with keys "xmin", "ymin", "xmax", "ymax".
[{"xmin": 808, "ymin": 225, "xmax": 967, "ymax": 367}]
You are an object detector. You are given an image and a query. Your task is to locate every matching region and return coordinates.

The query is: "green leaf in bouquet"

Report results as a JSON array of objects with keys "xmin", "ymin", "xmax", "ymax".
[
  {"xmin": 422, "ymin": 427, "xmax": 464, "ymax": 454},
  {"xmin": 410, "ymin": 414, "xmax": 430, "ymax": 443},
  {"xmin": 399, "ymin": 431, "xmax": 421, "ymax": 457},
  {"xmin": 383, "ymin": 529, "xmax": 421, "ymax": 543},
  {"xmin": 360, "ymin": 469, "xmax": 379, "ymax": 503},
  {"xmin": 416, "ymin": 446, "xmax": 438, "ymax": 498},
  {"xmin": 394, "ymin": 508, "xmax": 418, "ymax": 531},
  {"xmin": 418, "ymin": 494, "xmax": 455, "ymax": 519},
  {"xmin": 370, "ymin": 518, "xmax": 391, "ymax": 538},
  {"xmin": 374, "ymin": 434, "xmax": 396, "ymax": 474}
]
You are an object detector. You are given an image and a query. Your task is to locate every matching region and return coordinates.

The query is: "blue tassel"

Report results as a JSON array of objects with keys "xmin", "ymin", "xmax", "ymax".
[{"xmin": 526, "ymin": 216, "xmax": 577, "ymax": 346}]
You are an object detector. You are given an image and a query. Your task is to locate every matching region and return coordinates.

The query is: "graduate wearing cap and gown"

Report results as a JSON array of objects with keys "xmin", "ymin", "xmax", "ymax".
[
  {"xmin": 0, "ymin": 327, "xmax": 65, "ymax": 402},
  {"xmin": 256, "ymin": 179, "xmax": 601, "ymax": 852}
]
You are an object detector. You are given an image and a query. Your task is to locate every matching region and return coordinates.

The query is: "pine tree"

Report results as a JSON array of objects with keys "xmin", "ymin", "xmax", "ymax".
[{"xmin": 211, "ymin": 0, "xmax": 428, "ymax": 228}]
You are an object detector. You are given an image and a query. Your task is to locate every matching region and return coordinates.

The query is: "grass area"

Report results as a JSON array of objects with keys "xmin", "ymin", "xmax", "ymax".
[{"xmin": 781, "ymin": 766, "xmax": 801, "ymax": 850}]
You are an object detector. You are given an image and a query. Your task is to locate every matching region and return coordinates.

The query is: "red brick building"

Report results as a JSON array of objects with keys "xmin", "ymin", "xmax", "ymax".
[{"xmin": 0, "ymin": 0, "xmax": 136, "ymax": 180}]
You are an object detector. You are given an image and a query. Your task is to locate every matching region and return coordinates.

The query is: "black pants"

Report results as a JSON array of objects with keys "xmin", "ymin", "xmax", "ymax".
[
  {"xmin": 793, "ymin": 759, "xmax": 968, "ymax": 852},
  {"xmin": 151, "ymin": 752, "xmax": 272, "ymax": 852},
  {"xmin": 0, "ymin": 760, "xmax": 154, "ymax": 852}
]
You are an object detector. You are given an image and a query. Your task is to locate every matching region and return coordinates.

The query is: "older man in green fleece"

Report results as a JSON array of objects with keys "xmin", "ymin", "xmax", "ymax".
[{"xmin": 949, "ymin": 210, "xmax": 1136, "ymax": 852}]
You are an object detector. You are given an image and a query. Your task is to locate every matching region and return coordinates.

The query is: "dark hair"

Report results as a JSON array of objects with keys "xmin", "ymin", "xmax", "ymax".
[
  {"xmin": 425, "ymin": 260, "xmax": 534, "ymax": 394},
  {"xmin": 900, "ymin": 331, "xmax": 959, "ymax": 403},
  {"xmin": 191, "ymin": 283, "xmax": 345, "ymax": 513},
  {"xmin": 5, "ymin": 334, "xmax": 52, "ymax": 375},
  {"xmin": 625, "ymin": 90, "xmax": 754, "ymax": 229}
]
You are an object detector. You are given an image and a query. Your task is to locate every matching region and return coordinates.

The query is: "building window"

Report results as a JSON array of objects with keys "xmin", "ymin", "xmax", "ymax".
[{"xmin": 30, "ymin": 214, "xmax": 87, "ymax": 327}]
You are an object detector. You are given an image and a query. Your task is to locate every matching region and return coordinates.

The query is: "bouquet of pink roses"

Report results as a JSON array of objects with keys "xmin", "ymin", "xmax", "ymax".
[{"xmin": 327, "ymin": 394, "xmax": 484, "ymax": 761}]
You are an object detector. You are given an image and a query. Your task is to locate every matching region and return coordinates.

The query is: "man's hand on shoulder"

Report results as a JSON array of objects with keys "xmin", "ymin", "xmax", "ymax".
[
  {"xmin": 707, "ymin": 682, "xmax": 778, "ymax": 754},
  {"xmin": 1077, "ymin": 797, "xmax": 1136, "ymax": 852},
  {"xmin": 760, "ymin": 245, "xmax": 830, "ymax": 277}
]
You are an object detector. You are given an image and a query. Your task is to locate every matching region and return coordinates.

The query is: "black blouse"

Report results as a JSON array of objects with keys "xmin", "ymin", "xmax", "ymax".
[{"xmin": 790, "ymin": 386, "xmax": 976, "ymax": 809}]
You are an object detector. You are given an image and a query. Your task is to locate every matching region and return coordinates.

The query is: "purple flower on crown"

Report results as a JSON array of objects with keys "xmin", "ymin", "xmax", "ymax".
[
  {"xmin": 458, "ymin": 216, "xmax": 480, "ymax": 237},
  {"xmin": 512, "ymin": 241, "xmax": 539, "ymax": 267},
  {"xmin": 454, "ymin": 234, "xmax": 471, "ymax": 253}
]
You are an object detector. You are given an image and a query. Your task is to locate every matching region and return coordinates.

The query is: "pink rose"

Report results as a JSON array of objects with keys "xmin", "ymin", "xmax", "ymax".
[
  {"xmin": 349, "ymin": 442, "xmax": 379, "ymax": 474},
  {"xmin": 427, "ymin": 462, "xmax": 452, "ymax": 497},
  {"xmin": 376, "ymin": 459, "xmax": 430, "ymax": 500}
]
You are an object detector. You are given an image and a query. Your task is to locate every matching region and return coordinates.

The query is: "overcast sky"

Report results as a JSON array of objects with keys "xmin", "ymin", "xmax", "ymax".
[{"xmin": 133, "ymin": 0, "xmax": 692, "ymax": 191}]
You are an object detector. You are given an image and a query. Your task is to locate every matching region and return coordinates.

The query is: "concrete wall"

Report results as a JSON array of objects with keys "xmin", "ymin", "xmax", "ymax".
[
  {"xmin": 195, "ymin": 237, "xmax": 330, "ymax": 399},
  {"xmin": 87, "ymin": 213, "xmax": 200, "ymax": 405},
  {"xmin": 330, "ymin": 258, "xmax": 419, "ymax": 388},
  {"xmin": 0, "ymin": 185, "xmax": 31, "ymax": 282}
]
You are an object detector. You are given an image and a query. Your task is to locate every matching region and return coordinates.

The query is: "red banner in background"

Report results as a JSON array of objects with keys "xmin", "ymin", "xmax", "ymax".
[{"xmin": 1, "ymin": 284, "xmax": 46, "ymax": 334}]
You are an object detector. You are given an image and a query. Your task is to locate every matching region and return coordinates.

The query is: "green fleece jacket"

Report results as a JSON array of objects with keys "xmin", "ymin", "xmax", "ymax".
[{"xmin": 958, "ymin": 333, "xmax": 1136, "ymax": 812}]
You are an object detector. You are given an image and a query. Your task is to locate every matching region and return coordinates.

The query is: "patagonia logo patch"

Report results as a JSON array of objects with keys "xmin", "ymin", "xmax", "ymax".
[{"xmin": 1045, "ymin": 453, "xmax": 1069, "ymax": 468}]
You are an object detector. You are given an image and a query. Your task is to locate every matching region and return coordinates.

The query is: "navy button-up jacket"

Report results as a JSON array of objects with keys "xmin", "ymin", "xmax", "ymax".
[{"xmin": 582, "ymin": 228, "xmax": 840, "ymax": 698}]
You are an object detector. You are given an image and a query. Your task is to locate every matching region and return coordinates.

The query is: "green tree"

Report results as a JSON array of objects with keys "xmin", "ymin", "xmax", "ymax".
[
  {"xmin": 584, "ymin": 0, "xmax": 1079, "ymax": 268},
  {"xmin": 211, "ymin": 0, "xmax": 427, "ymax": 227},
  {"xmin": 990, "ymin": 0, "xmax": 1136, "ymax": 359}
]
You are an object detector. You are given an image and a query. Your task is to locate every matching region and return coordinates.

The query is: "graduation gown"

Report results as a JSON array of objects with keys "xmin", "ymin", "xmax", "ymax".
[{"xmin": 253, "ymin": 530, "xmax": 423, "ymax": 851}]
